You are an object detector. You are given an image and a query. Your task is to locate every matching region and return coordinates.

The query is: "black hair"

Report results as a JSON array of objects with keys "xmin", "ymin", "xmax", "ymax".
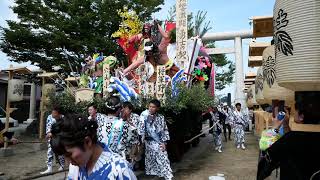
[
  {"xmin": 235, "ymin": 103, "xmax": 241, "ymax": 107},
  {"xmin": 50, "ymin": 114, "xmax": 98, "ymax": 156},
  {"xmin": 149, "ymin": 99, "xmax": 161, "ymax": 108},
  {"xmin": 52, "ymin": 106, "xmax": 63, "ymax": 115},
  {"xmin": 122, "ymin": 101, "xmax": 134, "ymax": 110},
  {"xmin": 87, "ymin": 102, "xmax": 97, "ymax": 110},
  {"xmin": 169, "ymin": 28, "xmax": 176, "ymax": 43},
  {"xmin": 105, "ymin": 96, "xmax": 121, "ymax": 114}
]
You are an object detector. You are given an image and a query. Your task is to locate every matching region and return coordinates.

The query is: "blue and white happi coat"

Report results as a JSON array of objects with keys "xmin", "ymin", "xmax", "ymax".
[
  {"xmin": 232, "ymin": 110, "xmax": 249, "ymax": 145},
  {"xmin": 45, "ymin": 115, "xmax": 65, "ymax": 168},
  {"xmin": 78, "ymin": 143, "xmax": 137, "ymax": 180},
  {"xmin": 104, "ymin": 117, "xmax": 139, "ymax": 159},
  {"xmin": 95, "ymin": 114, "xmax": 116, "ymax": 144},
  {"xmin": 209, "ymin": 111, "xmax": 223, "ymax": 149},
  {"xmin": 140, "ymin": 110, "xmax": 173, "ymax": 180}
]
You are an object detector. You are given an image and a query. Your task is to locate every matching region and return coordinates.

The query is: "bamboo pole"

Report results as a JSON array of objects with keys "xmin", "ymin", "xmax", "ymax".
[
  {"xmin": 39, "ymin": 77, "xmax": 46, "ymax": 140},
  {"xmin": 4, "ymin": 69, "xmax": 13, "ymax": 148}
]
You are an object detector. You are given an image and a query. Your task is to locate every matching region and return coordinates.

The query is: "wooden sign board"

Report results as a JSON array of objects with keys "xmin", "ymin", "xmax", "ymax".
[
  {"xmin": 156, "ymin": 65, "xmax": 166, "ymax": 101},
  {"xmin": 176, "ymin": 0, "xmax": 188, "ymax": 70}
]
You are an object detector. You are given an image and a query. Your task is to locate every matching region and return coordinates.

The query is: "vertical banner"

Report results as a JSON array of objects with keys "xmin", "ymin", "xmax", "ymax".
[
  {"xmin": 210, "ymin": 64, "xmax": 215, "ymax": 97},
  {"xmin": 176, "ymin": 0, "xmax": 188, "ymax": 70},
  {"xmin": 146, "ymin": 82, "xmax": 155, "ymax": 97},
  {"xmin": 103, "ymin": 64, "xmax": 110, "ymax": 98},
  {"xmin": 156, "ymin": 65, "xmax": 167, "ymax": 101}
]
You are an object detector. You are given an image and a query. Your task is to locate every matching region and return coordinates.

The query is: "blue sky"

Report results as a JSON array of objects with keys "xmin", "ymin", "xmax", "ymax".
[{"xmin": 0, "ymin": 0, "xmax": 275, "ymax": 98}]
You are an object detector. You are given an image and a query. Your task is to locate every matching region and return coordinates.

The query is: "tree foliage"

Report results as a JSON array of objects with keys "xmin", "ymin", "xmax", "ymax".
[{"xmin": 0, "ymin": 0, "xmax": 164, "ymax": 72}]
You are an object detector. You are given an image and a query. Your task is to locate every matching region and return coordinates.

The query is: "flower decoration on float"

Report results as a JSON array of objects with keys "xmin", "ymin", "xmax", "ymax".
[{"xmin": 193, "ymin": 56, "xmax": 211, "ymax": 82}]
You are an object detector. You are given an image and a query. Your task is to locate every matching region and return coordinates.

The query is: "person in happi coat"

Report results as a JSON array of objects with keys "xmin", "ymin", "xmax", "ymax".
[
  {"xmin": 222, "ymin": 103, "xmax": 232, "ymax": 141},
  {"xmin": 40, "ymin": 106, "xmax": 65, "ymax": 174},
  {"xmin": 68, "ymin": 103, "xmax": 108, "ymax": 178},
  {"xmin": 232, "ymin": 103, "xmax": 249, "ymax": 150},
  {"xmin": 104, "ymin": 97, "xmax": 139, "ymax": 159},
  {"xmin": 209, "ymin": 107, "xmax": 223, "ymax": 153},
  {"xmin": 50, "ymin": 114, "xmax": 136, "ymax": 180},
  {"xmin": 121, "ymin": 101, "xmax": 145, "ymax": 169},
  {"xmin": 140, "ymin": 99, "xmax": 173, "ymax": 180}
]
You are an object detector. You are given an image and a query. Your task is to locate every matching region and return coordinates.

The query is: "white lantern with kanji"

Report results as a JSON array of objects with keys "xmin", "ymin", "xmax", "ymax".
[{"xmin": 8, "ymin": 79, "xmax": 25, "ymax": 102}]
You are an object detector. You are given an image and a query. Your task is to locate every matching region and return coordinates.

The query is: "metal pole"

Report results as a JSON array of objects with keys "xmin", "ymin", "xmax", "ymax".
[
  {"xmin": 4, "ymin": 70, "xmax": 13, "ymax": 148},
  {"xmin": 234, "ymin": 36, "xmax": 245, "ymax": 107}
]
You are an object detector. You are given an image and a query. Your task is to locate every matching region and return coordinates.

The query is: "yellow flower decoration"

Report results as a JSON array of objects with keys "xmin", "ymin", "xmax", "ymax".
[{"xmin": 112, "ymin": 7, "xmax": 143, "ymax": 39}]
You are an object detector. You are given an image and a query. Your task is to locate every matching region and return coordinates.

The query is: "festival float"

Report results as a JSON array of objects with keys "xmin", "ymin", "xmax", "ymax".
[{"xmin": 45, "ymin": 7, "xmax": 215, "ymax": 162}]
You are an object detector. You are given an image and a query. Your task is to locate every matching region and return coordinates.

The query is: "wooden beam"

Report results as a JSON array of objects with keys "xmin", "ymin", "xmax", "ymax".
[
  {"xmin": 206, "ymin": 47, "xmax": 235, "ymax": 55},
  {"xmin": 248, "ymin": 56, "xmax": 263, "ymax": 67},
  {"xmin": 249, "ymin": 42, "xmax": 270, "ymax": 56},
  {"xmin": 245, "ymin": 72, "xmax": 257, "ymax": 79},
  {"xmin": 1, "ymin": 66, "xmax": 32, "ymax": 74},
  {"xmin": 252, "ymin": 16, "xmax": 273, "ymax": 38}
]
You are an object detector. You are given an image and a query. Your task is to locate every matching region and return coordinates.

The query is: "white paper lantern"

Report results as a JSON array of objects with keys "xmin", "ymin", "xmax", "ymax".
[
  {"xmin": 262, "ymin": 45, "xmax": 294, "ymax": 104},
  {"xmin": 75, "ymin": 88, "xmax": 94, "ymax": 103},
  {"xmin": 42, "ymin": 84, "xmax": 56, "ymax": 98},
  {"xmin": 8, "ymin": 79, "xmax": 24, "ymax": 102},
  {"xmin": 255, "ymin": 67, "xmax": 270, "ymax": 105},
  {"xmin": 247, "ymin": 84, "xmax": 258, "ymax": 108},
  {"xmin": 274, "ymin": 0, "xmax": 320, "ymax": 91}
]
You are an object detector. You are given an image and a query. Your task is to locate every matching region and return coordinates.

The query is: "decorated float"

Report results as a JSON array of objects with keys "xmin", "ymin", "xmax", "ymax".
[{"xmin": 44, "ymin": 7, "xmax": 215, "ymax": 162}]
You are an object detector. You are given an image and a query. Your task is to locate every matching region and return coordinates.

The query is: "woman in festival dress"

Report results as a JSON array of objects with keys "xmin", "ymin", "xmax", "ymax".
[
  {"xmin": 140, "ymin": 99, "xmax": 173, "ymax": 180},
  {"xmin": 40, "ymin": 106, "xmax": 65, "ymax": 174},
  {"xmin": 50, "ymin": 114, "xmax": 136, "ymax": 180}
]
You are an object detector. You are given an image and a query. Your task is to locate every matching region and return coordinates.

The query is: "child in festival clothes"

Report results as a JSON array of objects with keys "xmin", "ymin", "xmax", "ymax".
[
  {"xmin": 140, "ymin": 99, "xmax": 173, "ymax": 180},
  {"xmin": 40, "ymin": 107, "xmax": 65, "ymax": 174},
  {"xmin": 50, "ymin": 114, "xmax": 136, "ymax": 180}
]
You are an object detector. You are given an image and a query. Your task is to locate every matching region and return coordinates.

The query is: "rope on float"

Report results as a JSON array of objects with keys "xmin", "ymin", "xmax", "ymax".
[{"xmin": 184, "ymin": 121, "xmax": 219, "ymax": 144}]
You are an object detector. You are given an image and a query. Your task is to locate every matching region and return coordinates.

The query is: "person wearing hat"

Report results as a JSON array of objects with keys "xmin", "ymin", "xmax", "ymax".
[
  {"xmin": 222, "ymin": 103, "xmax": 232, "ymax": 142},
  {"xmin": 232, "ymin": 103, "xmax": 249, "ymax": 150}
]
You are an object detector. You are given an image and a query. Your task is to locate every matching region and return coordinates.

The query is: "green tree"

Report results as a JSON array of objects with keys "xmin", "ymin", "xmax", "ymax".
[
  {"xmin": 0, "ymin": 0, "xmax": 164, "ymax": 72},
  {"xmin": 167, "ymin": 6, "xmax": 235, "ymax": 90}
]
